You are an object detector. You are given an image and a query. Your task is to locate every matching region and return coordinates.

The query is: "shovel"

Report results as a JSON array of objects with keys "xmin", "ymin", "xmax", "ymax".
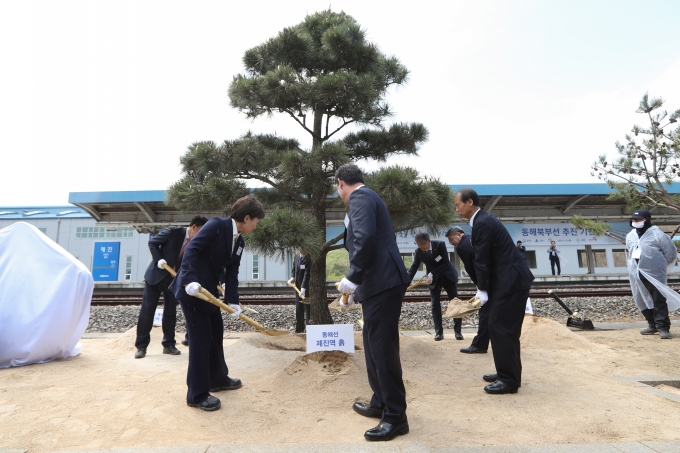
[
  {"xmin": 407, "ymin": 275, "xmax": 430, "ymax": 291},
  {"xmin": 161, "ymin": 263, "xmax": 287, "ymax": 336},
  {"xmin": 443, "ymin": 297, "xmax": 482, "ymax": 319},
  {"xmin": 286, "ymin": 280, "xmax": 307, "ymax": 304}
]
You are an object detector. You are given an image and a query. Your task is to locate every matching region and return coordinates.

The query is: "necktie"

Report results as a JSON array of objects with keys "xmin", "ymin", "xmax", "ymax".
[{"xmin": 175, "ymin": 238, "xmax": 190, "ymax": 271}]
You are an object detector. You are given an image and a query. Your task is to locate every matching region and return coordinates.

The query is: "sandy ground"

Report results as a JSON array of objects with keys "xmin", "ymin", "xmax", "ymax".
[{"xmin": 1, "ymin": 316, "xmax": 679, "ymax": 452}]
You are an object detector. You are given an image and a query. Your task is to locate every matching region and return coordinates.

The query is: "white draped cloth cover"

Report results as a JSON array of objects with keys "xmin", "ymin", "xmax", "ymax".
[
  {"xmin": 626, "ymin": 225, "xmax": 680, "ymax": 312},
  {"xmin": 0, "ymin": 222, "xmax": 93, "ymax": 368}
]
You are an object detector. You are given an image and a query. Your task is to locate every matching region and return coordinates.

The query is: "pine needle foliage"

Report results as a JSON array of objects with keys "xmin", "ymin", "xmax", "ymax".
[
  {"xmin": 583, "ymin": 93, "xmax": 680, "ymax": 239},
  {"xmin": 167, "ymin": 10, "xmax": 456, "ymax": 324}
]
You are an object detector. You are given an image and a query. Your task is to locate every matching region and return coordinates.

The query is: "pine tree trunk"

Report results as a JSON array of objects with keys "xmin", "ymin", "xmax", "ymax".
[{"xmin": 309, "ymin": 252, "xmax": 333, "ymax": 325}]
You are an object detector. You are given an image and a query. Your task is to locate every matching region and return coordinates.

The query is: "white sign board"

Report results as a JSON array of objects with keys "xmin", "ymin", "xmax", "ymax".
[
  {"xmin": 306, "ymin": 324, "xmax": 355, "ymax": 354},
  {"xmin": 153, "ymin": 308, "xmax": 163, "ymax": 326}
]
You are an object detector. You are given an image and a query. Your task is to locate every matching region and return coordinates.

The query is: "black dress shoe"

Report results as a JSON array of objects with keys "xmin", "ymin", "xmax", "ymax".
[
  {"xmin": 187, "ymin": 395, "xmax": 221, "ymax": 411},
  {"xmin": 484, "ymin": 380, "xmax": 518, "ymax": 394},
  {"xmin": 455, "ymin": 332, "xmax": 464, "ymax": 340},
  {"xmin": 352, "ymin": 401, "xmax": 382, "ymax": 418},
  {"xmin": 210, "ymin": 377, "xmax": 242, "ymax": 392},
  {"xmin": 364, "ymin": 419, "xmax": 409, "ymax": 441},
  {"xmin": 163, "ymin": 345, "xmax": 181, "ymax": 355},
  {"xmin": 434, "ymin": 334, "xmax": 444, "ymax": 341},
  {"xmin": 134, "ymin": 348, "xmax": 146, "ymax": 359},
  {"xmin": 460, "ymin": 345, "xmax": 487, "ymax": 354},
  {"xmin": 483, "ymin": 373, "xmax": 498, "ymax": 382},
  {"xmin": 181, "ymin": 338, "xmax": 189, "ymax": 346}
]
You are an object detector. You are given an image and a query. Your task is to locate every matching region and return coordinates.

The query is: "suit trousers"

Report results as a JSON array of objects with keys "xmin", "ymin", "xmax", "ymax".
[
  {"xmin": 179, "ymin": 299, "xmax": 231, "ymax": 404},
  {"xmin": 295, "ymin": 296, "xmax": 310, "ymax": 333},
  {"xmin": 135, "ymin": 275, "xmax": 177, "ymax": 349},
  {"xmin": 550, "ymin": 256, "xmax": 561, "ymax": 275},
  {"xmin": 639, "ymin": 274, "xmax": 671, "ymax": 330},
  {"xmin": 362, "ymin": 284, "xmax": 408, "ymax": 424},
  {"xmin": 470, "ymin": 299, "xmax": 492, "ymax": 350},
  {"xmin": 488, "ymin": 288, "xmax": 530, "ymax": 388},
  {"xmin": 429, "ymin": 277, "xmax": 461, "ymax": 335}
]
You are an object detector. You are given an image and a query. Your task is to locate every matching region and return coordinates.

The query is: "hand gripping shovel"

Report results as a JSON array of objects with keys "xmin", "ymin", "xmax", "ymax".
[
  {"xmin": 161, "ymin": 264, "xmax": 286, "ymax": 336},
  {"xmin": 333, "ymin": 282, "xmax": 364, "ymax": 329},
  {"xmin": 407, "ymin": 275, "xmax": 430, "ymax": 291},
  {"xmin": 286, "ymin": 281, "xmax": 308, "ymax": 304}
]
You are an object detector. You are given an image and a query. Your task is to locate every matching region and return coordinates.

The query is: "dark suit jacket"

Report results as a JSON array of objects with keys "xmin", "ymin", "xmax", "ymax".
[
  {"xmin": 471, "ymin": 210, "xmax": 534, "ymax": 298},
  {"xmin": 292, "ymin": 253, "xmax": 311, "ymax": 292},
  {"xmin": 144, "ymin": 226, "xmax": 187, "ymax": 286},
  {"xmin": 344, "ymin": 187, "xmax": 410, "ymax": 301},
  {"xmin": 407, "ymin": 240, "xmax": 458, "ymax": 289},
  {"xmin": 455, "ymin": 234, "xmax": 477, "ymax": 285},
  {"xmin": 169, "ymin": 216, "xmax": 245, "ymax": 312}
]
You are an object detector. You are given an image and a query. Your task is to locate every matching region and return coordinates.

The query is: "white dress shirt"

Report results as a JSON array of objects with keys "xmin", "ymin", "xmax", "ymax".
[
  {"xmin": 469, "ymin": 208, "xmax": 481, "ymax": 227},
  {"xmin": 231, "ymin": 219, "xmax": 241, "ymax": 254}
]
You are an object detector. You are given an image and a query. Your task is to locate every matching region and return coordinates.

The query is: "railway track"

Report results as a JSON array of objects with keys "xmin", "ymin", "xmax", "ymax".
[{"xmin": 91, "ymin": 288, "xmax": 637, "ymax": 305}]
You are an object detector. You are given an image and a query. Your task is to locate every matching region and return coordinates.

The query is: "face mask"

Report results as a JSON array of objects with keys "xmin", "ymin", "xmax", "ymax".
[{"xmin": 632, "ymin": 220, "xmax": 646, "ymax": 228}]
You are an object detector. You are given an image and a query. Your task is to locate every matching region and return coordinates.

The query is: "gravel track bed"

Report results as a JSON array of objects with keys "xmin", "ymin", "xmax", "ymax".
[{"xmin": 86, "ymin": 295, "xmax": 680, "ymax": 333}]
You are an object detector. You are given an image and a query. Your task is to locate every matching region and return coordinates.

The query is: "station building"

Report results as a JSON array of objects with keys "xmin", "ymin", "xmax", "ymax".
[{"xmin": 3, "ymin": 183, "xmax": 680, "ymax": 285}]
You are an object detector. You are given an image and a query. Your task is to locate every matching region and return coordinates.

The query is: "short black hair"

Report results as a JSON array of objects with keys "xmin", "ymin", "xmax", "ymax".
[
  {"xmin": 231, "ymin": 196, "xmax": 265, "ymax": 222},
  {"xmin": 455, "ymin": 187, "xmax": 480, "ymax": 206},
  {"xmin": 335, "ymin": 163, "xmax": 364, "ymax": 185},
  {"xmin": 189, "ymin": 215, "xmax": 209, "ymax": 227},
  {"xmin": 414, "ymin": 232, "xmax": 430, "ymax": 242},
  {"xmin": 516, "ymin": 240, "xmax": 522, "ymax": 244},
  {"xmin": 446, "ymin": 227, "xmax": 465, "ymax": 236}
]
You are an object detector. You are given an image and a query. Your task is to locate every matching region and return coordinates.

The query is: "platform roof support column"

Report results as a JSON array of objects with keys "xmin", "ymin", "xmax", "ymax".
[{"xmin": 484, "ymin": 196, "xmax": 502, "ymax": 214}]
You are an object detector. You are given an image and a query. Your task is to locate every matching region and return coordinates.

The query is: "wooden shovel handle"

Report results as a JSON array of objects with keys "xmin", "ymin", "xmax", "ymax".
[
  {"xmin": 407, "ymin": 274, "xmax": 429, "ymax": 291},
  {"xmin": 161, "ymin": 263, "xmax": 269, "ymax": 334},
  {"xmin": 286, "ymin": 281, "xmax": 305, "ymax": 299}
]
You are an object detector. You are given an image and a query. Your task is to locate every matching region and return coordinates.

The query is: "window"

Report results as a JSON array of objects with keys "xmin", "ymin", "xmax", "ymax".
[
  {"xmin": 612, "ymin": 249, "xmax": 627, "ymax": 267},
  {"xmin": 525, "ymin": 251, "xmax": 537, "ymax": 269},
  {"xmin": 76, "ymin": 226, "xmax": 134, "ymax": 239},
  {"xmin": 593, "ymin": 249, "xmax": 608, "ymax": 267},
  {"xmin": 578, "ymin": 249, "xmax": 608, "ymax": 268},
  {"xmin": 125, "ymin": 256, "xmax": 132, "ymax": 281},
  {"xmin": 577, "ymin": 250, "xmax": 588, "ymax": 268},
  {"xmin": 400, "ymin": 253, "xmax": 422, "ymax": 271},
  {"xmin": 252, "ymin": 255, "xmax": 259, "ymax": 280}
]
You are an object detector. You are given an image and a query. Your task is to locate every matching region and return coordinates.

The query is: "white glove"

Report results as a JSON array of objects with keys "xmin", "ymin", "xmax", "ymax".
[
  {"xmin": 157, "ymin": 259, "xmax": 167, "ymax": 269},
  {"xmin": 185, "ymin": 282, "xmax": 201, "ymax": 296},
  {"xmin": 339, "ymin": 294, "xmax": 355, "ymax": 310},
  {"xmin": 427, "ymin": 272, "xmax": 433, "ymax": 284},
  {"xmin": 475, "ymin": 289, "xmax": 489, "ymax": 306},
  {"xmin": 300, "ymin": 288, "xmax": 306, "ymax": 297},
  {"xmin": 338, "ymin": 277, "xmax": 358, "ymax": 295},
  {"xmin": 228, "ymin": 303, "xmax": 242, "ymax": 319},
  {"xmin": 288, "ymin": 278, "xmax": 294, "ymax": 284},
  {"xmin": 221, "ymin": 283, "xmax": 226, "ymax": 290}
]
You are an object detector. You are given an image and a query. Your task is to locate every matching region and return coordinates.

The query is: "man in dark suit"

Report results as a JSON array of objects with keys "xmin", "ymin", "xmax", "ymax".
[
  {"xmin": 289, "ymin": 248, "xmax": 311, "ymax": 333},
  {"xmin": 454, "ymin": 188, "xmax": 534, "ymax": 394},
  {"xmin": 169, "ymin": 196, "xmax": 265, "ymax": 411},
  {"xmin": 134, "ymin": 215, "xmax": 208, "ymax": 359},
  {"xmin": 336, "ymin": 164, "xmax": 410, "ymax": 442},
  {"xmin": 446, "ymin": 227, "xmax": 489, "ymax": 354},
  {"xmin": 407, "ymin": 232, "xmax": 462, "ymax": 341}
]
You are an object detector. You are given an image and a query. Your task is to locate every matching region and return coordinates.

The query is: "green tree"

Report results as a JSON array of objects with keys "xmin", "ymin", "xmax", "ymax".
[
  {"xmin": 167, "ymin": 10, "xmax": 455, "ymax": 324},
  {"xmin": 573, "ymin": 93, "xmax": 680, "ymax": 240}
]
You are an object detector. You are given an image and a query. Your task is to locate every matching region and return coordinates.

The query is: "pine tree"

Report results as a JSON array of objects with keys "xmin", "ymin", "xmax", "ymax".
[
  {"xmin": 168, "ymin": 10, "xmax": 455, "ymax": 324},
  {"xmin": 574, "ymin": 93, "xmax": 680, "ymax": 239}
]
